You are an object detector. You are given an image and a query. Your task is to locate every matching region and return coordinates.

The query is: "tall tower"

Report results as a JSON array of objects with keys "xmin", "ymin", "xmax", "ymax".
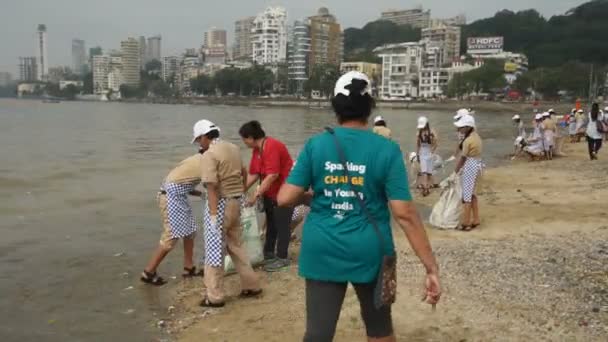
[
  {"xmin": 121, "ymin": 37, "xmax": 141, "ymax": 87},
  {"xmin": 36, "ymin": 24, "xmax": 48, "ymax": 81}
]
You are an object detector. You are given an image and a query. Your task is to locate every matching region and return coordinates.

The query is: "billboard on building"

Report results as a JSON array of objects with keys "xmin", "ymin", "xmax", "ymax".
[{"xmin": 467, "ymin": 37, "xmax": 504, "ymax": 54}]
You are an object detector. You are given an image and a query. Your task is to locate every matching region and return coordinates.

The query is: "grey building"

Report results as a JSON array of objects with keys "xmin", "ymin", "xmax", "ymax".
[
  {"xmin": 19, "ymin": 57, "xmax": 38, "ymax": 82},
  {"xmin": 72, "ymin": 39, "xmax": 87, "ymax": 74}
]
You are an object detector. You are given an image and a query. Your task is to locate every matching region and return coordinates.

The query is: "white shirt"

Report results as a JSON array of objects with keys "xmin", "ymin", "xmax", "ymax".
[{"xmin": 586, "ymin": 113, "xmax": 604, "ymax": 139}]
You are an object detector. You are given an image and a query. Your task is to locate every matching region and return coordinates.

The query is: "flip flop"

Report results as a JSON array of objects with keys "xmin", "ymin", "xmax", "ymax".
[
  {"xmin": 199, "ymin": 297, "xmax": 225, "ymax": 308},
  {"xmin": 140, "ymin": 270, "xmax": 167, "ymax": 286},
  {"xmin": 456, "ymin": 225, "xmax": 471, "ymax": 231},
  {"xmin": 182, "ymin": 267, "xmax": 204, "ymax": 278}
]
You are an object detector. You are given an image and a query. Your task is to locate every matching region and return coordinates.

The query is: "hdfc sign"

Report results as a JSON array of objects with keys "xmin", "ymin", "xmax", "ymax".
[{"xmin": 467, "ymin": 37, "xmax": 504, "ymax": 54}]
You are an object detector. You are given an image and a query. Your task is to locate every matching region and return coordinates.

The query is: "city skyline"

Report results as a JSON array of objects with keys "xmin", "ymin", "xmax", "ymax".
[{"xmin": 0, "ymin": 0, "xmax": 587, "ymax": 74}]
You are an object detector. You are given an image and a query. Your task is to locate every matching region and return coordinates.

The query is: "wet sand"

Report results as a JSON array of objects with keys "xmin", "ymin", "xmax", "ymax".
[{"xmin": 157, "ymin": 141, "xmax": 608, "ymax": 342}]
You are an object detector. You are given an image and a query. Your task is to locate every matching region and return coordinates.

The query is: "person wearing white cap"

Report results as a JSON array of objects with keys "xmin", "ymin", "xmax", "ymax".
[
  {"xmin": 454, "ymin": 114, "xmax": 483, "ymax": 231},
  {"xmin": 194, "ymin": 119, "xmax": 262, "ymax": 307},
  {"xmin": 568, "ymin": 109, "xmax": 578, "ymax": 142},
  {"xmin": 575, "ymin": 109, "xmax": 586, "ymax": 142},
  {"xmin": 582, "ymin": 103, "xmax": 605, "ymax": 160},
  {"xmin": 453, "ymin": 108, "xmax": 469, "ymax": 123},
  {"xmin": 276, "ymin": 71, "xmax": 441, "ymax": 341},
  {"xmin": 372, "ymin": 115, "xmax": 392, "ymax": 139},
  {"xmin": 523, "ymin": 114, "xmax": 546, "ymax": 159},
  {"xmin": 416, "ymin": 116, "xmax": 438, "ymax": 196},
  {"xmin": 542, "ymin": 112, "xmax": 556, "ymax": 159},
  {"xmin": 512, "ymin": 114, "xmax": 525, "ymax": 138},
  {"xmin": 141, "ymin": 123, "xmax": 213, "ymax": 286}
]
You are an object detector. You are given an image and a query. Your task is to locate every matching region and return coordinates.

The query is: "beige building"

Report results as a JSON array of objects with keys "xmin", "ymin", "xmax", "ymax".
[
  {"xmin": 308, "ymin": 7, "xmax": 343, "ymax": 68},
  {"xmin": 120, "ymin": 37, "xmax": 141, "ymax": 87},
  {"xmin": 340, "ymin": 62, "xmax": 381, "ymax": 78},
  {"xmin": 92, "ymin": 55, "xmax": 110, "ymax": 94},
  {"xmin": 421, "ymin": 24, "xmax": 461, "ymax": 67},
  {"xmin": 233, "ymin": 17, "xmax": 255, "ymax": 60},
  {"xmin": 380, "ymin": 7, "xmax": 430, "ymax": 28},
  {"xmin": 204, "ymin": 28, "xmax": 227, "ymax": 49}
]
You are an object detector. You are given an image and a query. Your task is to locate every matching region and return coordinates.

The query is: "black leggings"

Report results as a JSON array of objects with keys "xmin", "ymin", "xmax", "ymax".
[
  {"xmin": 303, "ymin": 279, "xmax": 393, "ymax": 342},
  {"xmin": 587, "ymin": 136, "xmax": 603, "ymax": 159},
  {"xmin": 263, "ymin": 196, "xmax": 293, "ymax": 259}
]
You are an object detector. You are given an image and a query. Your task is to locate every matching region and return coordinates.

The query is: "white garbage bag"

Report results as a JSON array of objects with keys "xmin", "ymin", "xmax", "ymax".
[
  {"xmin": 224, "ymin": 206, "xmax": 264, "ymax": 274},
  {"xmin": 429, "ymin": 173, "xmax": 462, "ymax": 230}
]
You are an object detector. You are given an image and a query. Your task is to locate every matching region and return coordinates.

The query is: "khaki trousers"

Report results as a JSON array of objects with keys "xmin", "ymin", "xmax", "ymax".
[{"xmin": 204, "ymin": 198, "xmax": 260, "ymax": 303}]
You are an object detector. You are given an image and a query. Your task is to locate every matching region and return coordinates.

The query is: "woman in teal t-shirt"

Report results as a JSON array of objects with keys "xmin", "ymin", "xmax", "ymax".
[{"xmin": 277, "ymin": 71, "xmax": 441, "ymax": 342}]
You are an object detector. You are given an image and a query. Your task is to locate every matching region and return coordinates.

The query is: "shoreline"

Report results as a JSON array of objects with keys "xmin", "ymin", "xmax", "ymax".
[
  {"xmin": 4, "ymin": 96, "xmax": 580, "ymax": 114},
  {"xmin": 157, "ymin": 142, "xmax": 607, "ymax": 341}
]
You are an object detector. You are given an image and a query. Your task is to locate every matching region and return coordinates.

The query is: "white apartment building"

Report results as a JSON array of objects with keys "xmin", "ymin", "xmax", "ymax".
[
  {"xmin": 418, "ymin": 68, "xmax": 450, "ymax": 98},
  {"xmin": 162, "ymin": 56, "xmax": 179, "ymax": 82},
  {"xmin": 92, "ymin": 55, "xmax": 110, "ymax": 94},
  {"xmin": 374, "ymin": 42, "xmax": 424, "ymax": 99},
  {"xmin": 251, "ymin": 6, "xmax": 288, "ymax": 65},
  {"xmin": 287, "ymin": 20, "xmax": 311, "ymax": 94},
  {"xmin": 108, "ymin": 56, "xmax": 123, "ymax": 92}
]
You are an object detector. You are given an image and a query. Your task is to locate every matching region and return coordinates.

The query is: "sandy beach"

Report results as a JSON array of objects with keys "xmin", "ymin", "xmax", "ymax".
[{"xmin": 155, "ymin": 141, "xmax": 607, "ymax": 341}]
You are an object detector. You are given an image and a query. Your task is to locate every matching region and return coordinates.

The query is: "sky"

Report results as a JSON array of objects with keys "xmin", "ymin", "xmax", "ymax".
[{"xmin": 0, "ymin": 0, "xmax": 587, "ymax": 75}]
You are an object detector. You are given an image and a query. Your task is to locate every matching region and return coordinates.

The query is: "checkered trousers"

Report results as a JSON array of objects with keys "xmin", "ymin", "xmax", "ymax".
[
  {"xmin": 461, "ymin": 158, "xmax": 483, "ymax": 203},
  {"xmin": 162, "ymin": 182, "xmax": 198, "ymax": 239}
]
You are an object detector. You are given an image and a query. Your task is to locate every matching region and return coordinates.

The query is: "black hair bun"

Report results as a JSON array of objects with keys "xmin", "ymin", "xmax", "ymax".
[{"xmin": 345, "ymin": 78, "xmax": 368, "ymax": 96}]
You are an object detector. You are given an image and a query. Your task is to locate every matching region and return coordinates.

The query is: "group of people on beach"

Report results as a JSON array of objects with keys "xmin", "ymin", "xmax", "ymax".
[
  {"xmin": 141, "ymin": 70, "xmax": 556, "ymax": 340},
  {"xmin": 512, "ymin": 103, "xmax": 607, "ymax": 161}
]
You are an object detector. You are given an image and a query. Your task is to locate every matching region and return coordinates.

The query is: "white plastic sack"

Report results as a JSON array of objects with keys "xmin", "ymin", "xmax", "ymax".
[
  {"xmin": 429, "ymin": 173, "xmax": 462, "ymax": 230},
  {"xmin": 224, "ymin": 206, "xmax": 264, "ymax": 274}
]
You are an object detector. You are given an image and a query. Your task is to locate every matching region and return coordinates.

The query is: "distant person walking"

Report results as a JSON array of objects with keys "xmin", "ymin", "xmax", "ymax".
[
  {"xmin": 583, "ymin": 103, "xmax": 605, "ymax": 160},
  {"xmin": 416, "ymin": 116, "xmax": 438, "ymax": 197},
  {"xmin": 277, "ymin": 71, "xmax": 440, "ymax": 342},
  {"xmin": 372, "ymin": 115, "xmax": 392, "ymax": 139},
  {"xmin": 240, "ymin": 121, "xmax": 295, "ymax": 272}
]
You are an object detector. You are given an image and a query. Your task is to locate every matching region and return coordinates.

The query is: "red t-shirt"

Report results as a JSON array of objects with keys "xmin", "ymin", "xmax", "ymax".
[{"xmin": 249, "ymin": 137, "xmax": 294, "ymax": 200}]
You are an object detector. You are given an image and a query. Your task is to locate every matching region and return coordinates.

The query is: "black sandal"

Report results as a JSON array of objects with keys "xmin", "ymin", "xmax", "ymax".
[
  {"xmin": 140, "ymin": 270, "xmax": 167, "ymax": 286},
  {"xmin": 182, "ymin": 267, "xmax": 203, "ymax": 278},
  {"xmin": 199, "ymin": 297, "xmax": 225, "ymax": 308},
  {"xmin": 239, "ymin": 289, "xmax": 263, "ymax": 298}
]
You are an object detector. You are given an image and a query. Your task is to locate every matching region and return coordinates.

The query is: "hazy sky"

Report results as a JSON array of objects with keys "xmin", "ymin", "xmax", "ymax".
[{"xmin": 0, "ymin": 0, "xmax": 586, "ymax": 74}]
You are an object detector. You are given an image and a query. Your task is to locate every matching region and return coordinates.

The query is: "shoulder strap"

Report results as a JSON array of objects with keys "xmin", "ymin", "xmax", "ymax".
[{"xmin": 324, "ymin": 127, "xmax": 389, "ymax": 251}]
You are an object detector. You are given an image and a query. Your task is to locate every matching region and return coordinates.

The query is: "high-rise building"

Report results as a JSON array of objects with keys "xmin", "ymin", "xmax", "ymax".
[
  {"xmin": 107, "ymin": 56, "xmax": 124, "ymax": 92},
  {"xmin": 92, "ymin": 55, "xmax": 110, "ymax": 94},
  {"xmin": 431, "ymin": 14, "xmax": 466, "ymax": 27},
  {"xmin": 0, "ymin": 72, "xmax": 13, "ymax": 87},
  {"xmin": 233, "ymin": 17, "xmax": 255, "ymax": 60},
  {"xmin": 147, "ymin": 35, "xmax": 162, "ymax": 63},
  {"xmin": 308, "ymin": 7, "xmax": 343, "ymax": 68},
  {"xmin": 374, "ymin": 42, "xmax": 424, "ymax": 99},
  {"xmin": 251, "ymin": 6, "xmax": 288, "ymax": 65},
  {"xmin": 421, "ymin": 24, "xmax": 461, "ymax": 66},
  {"xmin": 204, "ymin": 28, "xmax": 227, "ymax": 49},
  {"xmin": 120, "ymin": 37, "xmax": 141, "ymax": 87},
  {"xmin": 380, "ymin": 7, "xmax": 431, "ymax": 28},
  {"xmin": 36, "ymin": 24, "xmax": 49, "ymax": 81},
  {"xmin": 139, "ymin": 36, "xmax": 147, "ymax": 69},
  {"xmin": 72, "ymin": 39, "xmax": 87, "ymax": 75},
  {"xmin": 162, "ymin": 56, "xmax": 179, "ymax": 82},
  {"xmin": 287, "ymin": 20, "xmax": 311, "ymax": 94},
  {"xmin": 19, "ymin": 57, "xmax": 38, "ymax": 82}
]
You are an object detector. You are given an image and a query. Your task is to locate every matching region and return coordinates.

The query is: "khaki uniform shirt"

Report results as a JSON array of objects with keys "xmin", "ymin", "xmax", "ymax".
[
  {"xmin": 200, "ymin": 140, "xmax": 245, "ymax": 198},
  {"xmin": 165, "ymin": 154, "xmax": 202, "ymax": 185},
  {"xmin": 462, "ymin": 131, "xmax": 483, "ymax": 158}
]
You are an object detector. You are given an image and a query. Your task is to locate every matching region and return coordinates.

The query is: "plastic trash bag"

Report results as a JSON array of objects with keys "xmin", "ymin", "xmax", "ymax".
[
  {"xmin": 429, "ymin": 173, "xmax": 462, "ymax": 230},
  {"xmin": 224, "ymin": 206, "xmax": 264, "ymax": 274}
]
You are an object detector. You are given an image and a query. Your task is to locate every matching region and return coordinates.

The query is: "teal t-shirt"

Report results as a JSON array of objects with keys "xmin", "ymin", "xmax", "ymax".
[{"xmin": 287, "ymin": 127, "xmax": 412, "ymax": 283}]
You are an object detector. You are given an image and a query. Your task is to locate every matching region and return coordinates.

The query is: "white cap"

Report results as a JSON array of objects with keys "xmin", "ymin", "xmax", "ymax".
[
  {"xmin": 417, "ymin": 116, "xmax": 429, "ymax": 129},
  {"xmin": 514, "ymin": 136, "xmax": 524, "ymax": 145},
  {"xmin": 334, "ymin": 71, "xmax": 371, "ymax": 97},
  {"xmin": 542, "ymin": 112, "xmax": 551, "ymax": 117},
  {"xmin": 571, "ymin": 108, "xmax": 577, "ymax": 113},
  {"xmin": 512, "ymin": 114, "xmax": 521, "ymax": 120},
  {"xmin": 454, "ymin": 114, "xmax": 475, "ymax": 128},
  {"xmin": 604, "ymin": 107, "xmax": 608, "ymax": 112},
  {"xmin": 577, "ymin": 109, "xmax": 584, "ymax": 113},
  {"xmin": 548, "ymin": 108, "xmax": 555, "ymax": 114},
  {"xmin": 374, "ymin": 115, "xmax": 385, "ymax": 124},
  {"xmin": 535, "ymin": 113, "xmax": 543, "ymax": 120},
  {"xmin": 454, "ymin": 108, "xmax": 469, "ymax": 121},
  {"xmin": 191, "ymin": 119, "xmax": 220, "ymax": 144},
  {"xmin": 409, "ymin": 152, "xmax": 417, "ymax": 162}
]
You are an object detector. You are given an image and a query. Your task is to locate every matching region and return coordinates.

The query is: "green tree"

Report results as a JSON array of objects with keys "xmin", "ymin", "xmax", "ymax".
[
  {"xmin": 145, "ymin": 59, "xmax": 162, "ymax": 73},
  {"xmin": 308, "ymin": 64, "xmax": 340, "ymax": 98},
  {"xmin": 82, "ymin": 72, "xmax": 93, "ymax": 94},
  {"xmin": 344, "ymin": 20, "xmax": 421, "ymax": 62},
  {"xmin": 190, "ymin": 75, "xmax": 215, "ymax": 95}
]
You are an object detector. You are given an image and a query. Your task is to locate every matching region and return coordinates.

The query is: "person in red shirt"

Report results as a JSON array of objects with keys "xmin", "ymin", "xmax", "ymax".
[{"xmin": 240, "ymin": 120, "xmax": 294, "ymax": 272}]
